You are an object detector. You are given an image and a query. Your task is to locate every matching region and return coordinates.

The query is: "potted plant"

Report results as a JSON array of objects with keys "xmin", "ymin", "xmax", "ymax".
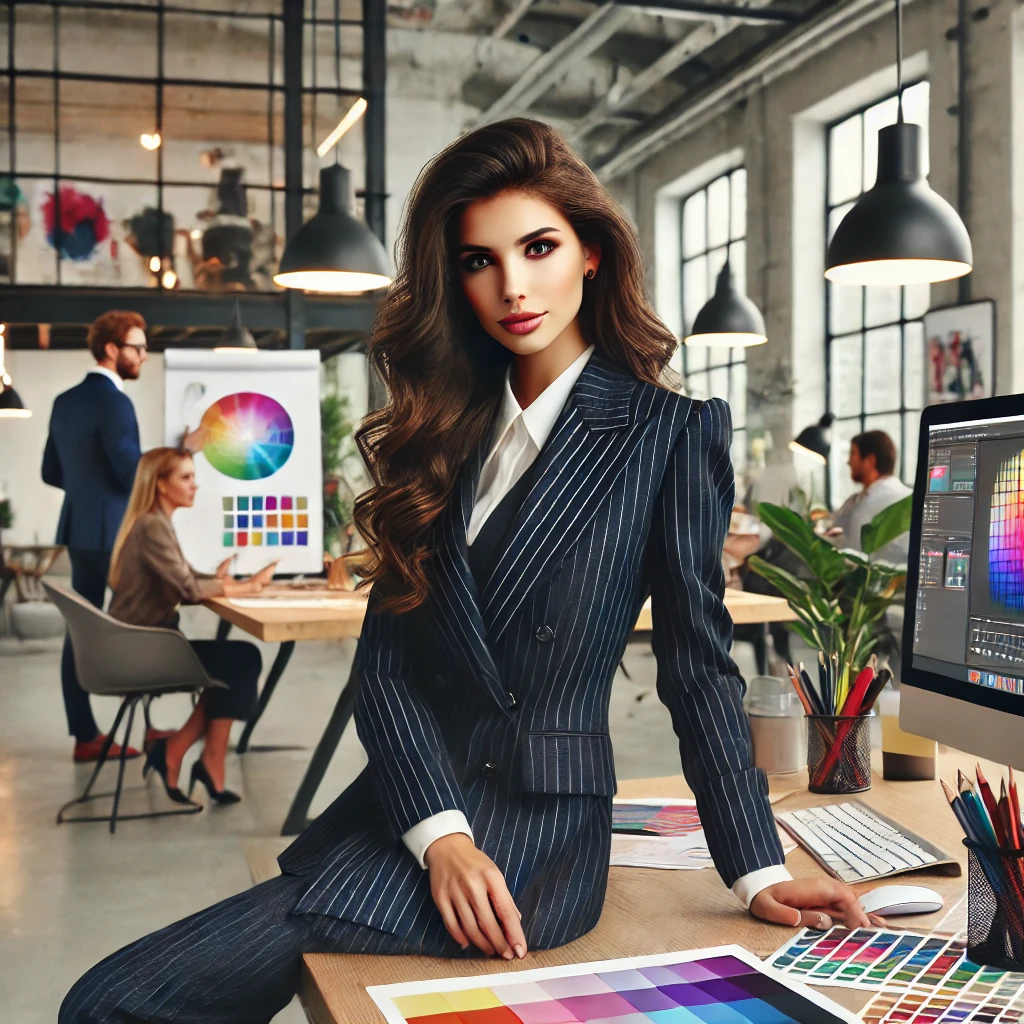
[
  {"xmin": 0, "ymin": 496, "xmax": 12, "ymax": 545},
  {"xmin": 747, "ymin": 495, "xmax": 913, "ymax": 684}
]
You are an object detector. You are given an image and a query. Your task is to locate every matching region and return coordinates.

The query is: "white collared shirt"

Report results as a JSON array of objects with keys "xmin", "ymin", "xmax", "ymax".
[
  {"xmin": 402, "ymin": 343, "xmax": 790, "ymax": 908},
  {"xmin": 88, "ymin": 366, "xmax": 125, "ymax": 393}
]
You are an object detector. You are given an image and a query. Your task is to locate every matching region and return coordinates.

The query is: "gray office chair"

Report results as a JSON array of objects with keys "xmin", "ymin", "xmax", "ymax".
[{"xmin": 43, "ymin": 582, "xmax": 227, "ymax": 833}]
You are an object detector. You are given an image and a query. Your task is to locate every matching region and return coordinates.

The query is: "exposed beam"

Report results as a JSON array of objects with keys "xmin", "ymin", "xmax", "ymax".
[
  {"xmin": 595, "ymin": 0, "xmax": 914, "ymax": 179},
  {"xmin": 614, "ymin": 1, "xmax": 799, "ymax": 22},
  {"xmin": 568, "ymin": 0, "xmax": 779, "ymax": 144},
  {"xmin": 491, "ymin": 0, "xmax": 539, "ymax": 40},
  {"xmin": 471, "ymin": 2, "xmax": 636, "ymax": 126}
]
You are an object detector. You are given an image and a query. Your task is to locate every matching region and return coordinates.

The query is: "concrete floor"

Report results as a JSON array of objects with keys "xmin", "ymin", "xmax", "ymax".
[{"xmin": 0, "ymin": 602, "xmax": 759, "ymax": 1023}]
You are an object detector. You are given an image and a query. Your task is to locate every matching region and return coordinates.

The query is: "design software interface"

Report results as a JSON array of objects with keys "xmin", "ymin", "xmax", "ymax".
[{"xmin": 913, "ymin": 413, "xmax": 1024, "ymax": 697}]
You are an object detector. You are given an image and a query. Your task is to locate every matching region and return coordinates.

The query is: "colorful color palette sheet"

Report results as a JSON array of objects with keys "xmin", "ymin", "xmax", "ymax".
[
  {"xmin": 367, "ymin": 946, "xmax": 861, "ymax": 1024},
  {"xmin": 612, "ymin": 800, "xmax": 703, "ymax": 837},
  {"xmin": 221, "ymin": 494, "xmax": 309, "ymax": 548}
]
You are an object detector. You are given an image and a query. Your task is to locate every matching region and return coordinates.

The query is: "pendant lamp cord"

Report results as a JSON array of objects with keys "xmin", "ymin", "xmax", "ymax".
[
  {"xmin": 895, "ymin": 0, "xmax": 904, "ymax": 122},
  {"xmin": 335, "ymin": 0, "xmax": 342, "ymax": 164}
]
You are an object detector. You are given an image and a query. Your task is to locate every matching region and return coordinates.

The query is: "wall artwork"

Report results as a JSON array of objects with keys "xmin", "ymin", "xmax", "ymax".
[
  {"xmin": 164, "ymin": 349, "xmax": 322, "ymax": 574},
  {"xmin": 923, "ymin": 300, "xmax": 996, "ymax": 405}
]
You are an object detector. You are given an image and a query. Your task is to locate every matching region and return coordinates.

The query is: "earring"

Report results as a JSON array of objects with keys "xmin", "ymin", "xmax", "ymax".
[{"xmin": 586, "ymin": 269, "xmax": 595, "ymax": 279}]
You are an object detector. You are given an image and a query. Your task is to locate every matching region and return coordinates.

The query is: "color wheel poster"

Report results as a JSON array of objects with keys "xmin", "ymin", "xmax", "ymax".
[{"xmin": 164, "ymin": 349, "xmax": 323, "ymax": 575}]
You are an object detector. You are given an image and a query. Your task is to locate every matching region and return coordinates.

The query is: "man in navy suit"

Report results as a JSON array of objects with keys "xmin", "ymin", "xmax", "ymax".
[{"xmin": 42, "ymin": 311, "xmax": 148, "ymax": 762}]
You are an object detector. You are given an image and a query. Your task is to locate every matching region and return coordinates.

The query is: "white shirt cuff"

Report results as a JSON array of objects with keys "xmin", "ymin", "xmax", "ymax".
[
  {"xmin": 402, "ymin": 810, "xmax": 475, "ymax": 870},
  {"xmin": 732, "ymin": 865, "xmax": 793, "ymax": 908}
]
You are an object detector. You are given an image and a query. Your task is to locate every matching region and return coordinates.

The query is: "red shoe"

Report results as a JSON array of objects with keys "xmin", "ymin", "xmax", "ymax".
[
  {"xmin": 144, "ymin": 727, "xmax": 176, "ymax": 751},
  {"xmin": 73, "ymin": 735, "xmax": 141, "ymax": 763}
]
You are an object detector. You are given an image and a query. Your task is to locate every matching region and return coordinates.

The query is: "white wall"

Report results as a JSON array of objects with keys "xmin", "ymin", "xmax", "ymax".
[{"xmin": 1, "ymin": 352, "xmax": 164, "ymax": 545}]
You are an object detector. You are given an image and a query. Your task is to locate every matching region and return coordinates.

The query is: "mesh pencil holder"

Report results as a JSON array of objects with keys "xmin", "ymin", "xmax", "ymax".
[
  {"xmin": 806, "ymin": 713, "xmax": 873, "ymax": 795},
  {"xmin": 964, "ymin": 839, "xmax": 1024, "ymax": 971}
]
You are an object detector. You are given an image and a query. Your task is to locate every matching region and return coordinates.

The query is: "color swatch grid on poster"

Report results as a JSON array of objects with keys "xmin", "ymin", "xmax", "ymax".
[
  {"xmin": 221, "ymin": 495, "xmax": 309, "ymax": 548},
  {"xmin": 367, "ymin": 947, "xmax": 859, "ymax": 1024},
  {"xmin": 766, "ymin": 920, "xmax": 1024, "ymax": 1024}
]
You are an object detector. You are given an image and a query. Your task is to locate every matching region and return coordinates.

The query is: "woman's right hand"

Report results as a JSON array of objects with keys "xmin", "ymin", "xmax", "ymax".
[
  {"xmin": 250, "ymin": 561, "xmax": 279, "ymax": 588},
  {"xmin": 424, "ymin": 833, "xmax": 527, "ymax": 960}
]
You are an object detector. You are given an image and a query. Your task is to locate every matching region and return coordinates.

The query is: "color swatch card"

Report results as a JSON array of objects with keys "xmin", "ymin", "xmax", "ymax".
[
  {"xmin": 612, "ymin": 799, "xmax": 703, "ymax": 837},
  {"xmin": 367, "ymin": 946, "xmax": 862, "ymax": 1024}
]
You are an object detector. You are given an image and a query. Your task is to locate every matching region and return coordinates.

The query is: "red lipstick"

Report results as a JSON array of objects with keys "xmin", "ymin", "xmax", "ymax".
[{"xmin": 499, "ymin": 311, "xmax": 545, "ymax": 334}]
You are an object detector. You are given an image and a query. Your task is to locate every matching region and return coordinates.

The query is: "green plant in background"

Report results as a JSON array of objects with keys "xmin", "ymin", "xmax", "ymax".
[
  {"xmin": 0, "ymin": 498, "xmax": 13, "ymax": 531},
  {"xmin": 748, "ymin": 495, "xmax": 913, "ymax": 679},
  {"xmin": 321, "ymin": 390, "xmax": 364, "ymax": 556}
]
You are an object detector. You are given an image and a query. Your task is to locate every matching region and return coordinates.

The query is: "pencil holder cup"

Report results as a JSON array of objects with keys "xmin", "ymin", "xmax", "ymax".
[
  {"xmin": 805, "ymin": 713, "xmax": 873, "ymax": 795},
  {"xmin": 964, "ymin": 839, "xmax": 1024, "ymax": 971}
]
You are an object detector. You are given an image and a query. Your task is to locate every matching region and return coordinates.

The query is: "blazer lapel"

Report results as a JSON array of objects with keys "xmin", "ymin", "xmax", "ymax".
[{"xmin": 479, "ymin": 355, "xmax": 649, "ymax": 644}]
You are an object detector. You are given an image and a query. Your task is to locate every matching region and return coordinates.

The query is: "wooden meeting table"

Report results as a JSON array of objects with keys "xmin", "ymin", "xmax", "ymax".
[
  {"xmin": 297, "ymin": 750, "xmax": 987, "ymax": 1023},
  {"xmin": 204, "ymin": 587, "xmax": 797, "ymax": 835}
]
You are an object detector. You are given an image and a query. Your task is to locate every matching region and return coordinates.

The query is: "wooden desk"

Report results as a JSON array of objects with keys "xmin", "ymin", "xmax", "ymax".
[
  {"xmin": 204, "ymin": 588, "xmax": 795, "ymax": 835},
  {"xmin": 300, "ymin": 749, "xmax": 992, "ymax": 1023}
]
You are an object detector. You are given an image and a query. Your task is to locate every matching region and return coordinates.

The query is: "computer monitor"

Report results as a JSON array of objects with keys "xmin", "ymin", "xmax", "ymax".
[{"xmin": 901, "ymin": 395, "xmax": 1024, "ymax": 769}]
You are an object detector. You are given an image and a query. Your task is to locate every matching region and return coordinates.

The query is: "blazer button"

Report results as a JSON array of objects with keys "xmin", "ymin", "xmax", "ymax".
[
  {"xmin": 505, "ymin": 692, "xmax": 517, "ymax": 711},
  {"xmin": 535, "ymin": 624, "xmax": 555, "ymax": 643},
  {"xmin": 481, "ymin": 761, "xmax": 499, "ymax": 778}
]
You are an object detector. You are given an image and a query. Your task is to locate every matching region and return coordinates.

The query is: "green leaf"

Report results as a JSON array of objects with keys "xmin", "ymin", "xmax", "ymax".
[
  {"xmin": 861, "ymin": 494, "xmax": 913, "ymax": 555},
  {"xmin": 755, "ymin": 503, "xmax": 819, "ymax": 568},
  {"xmin": 747, "ymin": 556, "xmax": 813, "ymax": 609}
]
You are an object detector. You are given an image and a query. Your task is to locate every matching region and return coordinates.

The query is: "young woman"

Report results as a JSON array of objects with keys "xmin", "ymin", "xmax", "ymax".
[
  {"xmin": 61, "ymin": 119, "xmax": 868, "ymax": 1024},
  {"xmin": 106, "ymin": 447, "xmax": 276, "ymax": 804}
]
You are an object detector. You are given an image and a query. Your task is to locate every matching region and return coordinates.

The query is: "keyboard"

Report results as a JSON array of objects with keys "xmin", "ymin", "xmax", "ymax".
[{"xmin": 776, "ymin": 801, "xmax": 959, "ymax": 884}]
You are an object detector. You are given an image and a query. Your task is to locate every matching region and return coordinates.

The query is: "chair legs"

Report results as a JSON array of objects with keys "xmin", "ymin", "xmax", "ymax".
[{"xmin": 57, "ymin": 695, "xmax": 202, "ymax": 834}]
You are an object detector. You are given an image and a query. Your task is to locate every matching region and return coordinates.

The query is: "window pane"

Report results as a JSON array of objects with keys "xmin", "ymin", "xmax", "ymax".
[
  {"xmin": 904, "ymin": 280, "xmax": 930, "ymax": 320},
  {"xmin": 729, "ymin": 168, "xmax": 746, "ymax": 241},
  {"xmin": 731, "ymin": 361, "xmax": 747, "ymax": 431},
  {"xmin": 902, "ymin": 81, "xmax": 930, "ymax": 177},
  {"xmin": 830, "ymin": 418, "xmax": 862, "ymax": 509},
  {"xmin": 864, "ymin": 325, "xmax": 902, "ymax": 413},
  {"xmin": 59, "ymin": 82, "xmax": 157, "ymax": 181},
  {"xmin": 15, "ymin": 6, "xmax": 54, "ymax": 71},
  {"xmin": 707, "ymin": 174, "xmax": 730, "ymax": 249},
  {"xmin": 685, "ymin": 344, "xmax": 708, "ymax": 374},
  {"xmin": 709, "ymin": 365, "xmax": 729, "ymax": 402},
  {"xmin": 732, "ymin": 429, "xmax": 747, "ymax": 475},
  {"xmin": 829, "ymin": 114, "xmax": 862, "ymax": 206},
  {"xmin": 682, "ymin": 190, "xmax": 706, "ymax": 259},
  {"xmin": 863, "ymin": 413, "xmax": 902, "ymax": 461},
  {"xmin": 830, "ymin": 332, "xmax": 863, "ymax": 419},
  {"xmin": 163, "ymin": 86, "xmax": 274, "ymax": 187},
  {"xmin": 61, "ymin": 11, "xmax": 156, "ymax": 76},
  {"xmin": 687, "ymin": 370, "xmax": 709, "ymax": 400},
  {"xmin": 15, "ymin": 77, "xmax": 55, "ymax": 174},
  {"xmin": 729, "ymin": 239, "xmax": 746, "ymax": 295},
  {"xmin": 164, "ymin": 12, "xmax": 272, "ymax": 84},
  {"xmin": 863, "ymin": 95, "xmax": 899, "ymax": 190},
  {"xmin": 903, "ymin": 409, "xmax": 922, "ymax": 485},
  {"xmin": 829, "ymin": 279, "xmax": 862, "ymax": 337},
  {"xmin": 903, "ymin": 321, "xmax": 925, "ymax": 409},
  {"xmin": 682, "ymin": 254, "xmax": 708, "ymax": 334},
  {"xmin": 865, "ymin": 281, "xmax": 901, "ymax": 327}
]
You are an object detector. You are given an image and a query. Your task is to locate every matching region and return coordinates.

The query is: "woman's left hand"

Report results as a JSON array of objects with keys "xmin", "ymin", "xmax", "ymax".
[
  {"xmin": 750, "ymin": 878, "xmax": 879, "ymax": 930},
  {"xmin": 215, "ymin": 555, "xmax": 235, "ymax": 579}
]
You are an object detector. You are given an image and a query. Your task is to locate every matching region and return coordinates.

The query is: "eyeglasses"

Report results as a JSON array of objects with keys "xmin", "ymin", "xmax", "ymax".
[{"xmin": 120, "ymin": 341, "xmax": 148, "ymax": 353}]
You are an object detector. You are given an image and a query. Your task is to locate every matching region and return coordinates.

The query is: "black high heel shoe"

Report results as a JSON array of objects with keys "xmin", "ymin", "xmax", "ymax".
[
  {"xmin": 142, "ymin": 739, "xmax": 196, "ymax": 806},
  {"xmin": 189, "ymin": 759, "xmax": 241, "ymax": 805}
]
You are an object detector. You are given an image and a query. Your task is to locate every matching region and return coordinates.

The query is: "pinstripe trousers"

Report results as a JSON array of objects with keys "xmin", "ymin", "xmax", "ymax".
[{"xmin": 58, "ymin": 871, "xmax": 466, "ymax": 1024}]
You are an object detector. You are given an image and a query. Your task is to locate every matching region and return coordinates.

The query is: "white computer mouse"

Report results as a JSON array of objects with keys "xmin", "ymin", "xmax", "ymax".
[{"xmin": 859, "ymin": 885, "xmax": 944, "ymax": 916}]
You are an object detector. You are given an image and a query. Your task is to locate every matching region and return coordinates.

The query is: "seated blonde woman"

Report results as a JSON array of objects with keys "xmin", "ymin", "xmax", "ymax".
[{"xmin": 108, "ymin": 447, "xmax": 277, "ymax": 805}]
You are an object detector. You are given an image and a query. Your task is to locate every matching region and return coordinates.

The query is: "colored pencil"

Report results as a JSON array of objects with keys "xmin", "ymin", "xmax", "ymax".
[{"xmin": 976, "ymin": 763, "xmax": 1006, "ymax": 846}]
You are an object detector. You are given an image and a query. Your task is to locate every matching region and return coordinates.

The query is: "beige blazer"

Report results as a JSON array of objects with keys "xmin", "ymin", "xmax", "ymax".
[{"xmin": 108, "ymin": 510, "xmax": 224, "ymax": 628}]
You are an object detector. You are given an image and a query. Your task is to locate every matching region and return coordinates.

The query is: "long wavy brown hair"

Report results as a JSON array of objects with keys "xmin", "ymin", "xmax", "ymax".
[{"xmin": 354, "ymin": 117, "xmax": 682, "ymax": 614}]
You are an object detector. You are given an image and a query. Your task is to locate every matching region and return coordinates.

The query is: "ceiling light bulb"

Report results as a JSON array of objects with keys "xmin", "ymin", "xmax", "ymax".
[
  {"xmin": 190, "ymin": 228, "xmax": 202, "ymax": 240},
  {"xmin": 162, "ymin": 270, "xmax": 178, "ymax": 289},
  {"xmin": 140, "ymin": 133, "xmax": 162, "ymax": 150},
  {"xmin": 149, "ymin": 256, "xmax": 161, "ymax": 272}
]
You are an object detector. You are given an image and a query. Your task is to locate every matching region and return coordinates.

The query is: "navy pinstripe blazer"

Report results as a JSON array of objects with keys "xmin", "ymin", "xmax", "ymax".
[{"xmin": 279, "ymin": 353, "xmax": 784, "ymax": 952}]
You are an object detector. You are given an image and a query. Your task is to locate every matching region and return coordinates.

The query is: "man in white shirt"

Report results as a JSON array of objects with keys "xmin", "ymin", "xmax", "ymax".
[{"xmin": 829, "ymin": 431, "xmax": 912, "ymax": 563}]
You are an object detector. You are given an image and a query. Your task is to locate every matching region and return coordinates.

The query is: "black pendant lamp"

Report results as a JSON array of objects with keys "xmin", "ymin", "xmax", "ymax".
[
  {"xmin": 683, "ymin": 261, "xmax": 767, "ymax": 348},
  {"xmin": 789, "ymin": 413, "xmax": 835, "ymax": 465},
  {"xmin": 825, "ymin": 0, "xmax": 972, "ymax": 286},
  {"xmin": 214, "ymin": 299, "xmax": 258, "ymax": 352},
  {"xmin": 0, "ymin": 325, "xmax": 30, "ymax": 419},
  {"xmin": 274, "ymin": 164, "xmax": 392, "ymax": 294}
]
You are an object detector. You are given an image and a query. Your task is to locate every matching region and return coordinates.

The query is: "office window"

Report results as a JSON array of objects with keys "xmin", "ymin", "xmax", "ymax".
[
  {"xmin": 0, "ymin": 1, "xmax": 355, "ymax": 292},
  {"xmin": 825, "ymin": 82, "xmax": 930, "ymax": 505},
  {"xmin": 680, "ymin": 166, "xmax": 748, "ymax": 471}
]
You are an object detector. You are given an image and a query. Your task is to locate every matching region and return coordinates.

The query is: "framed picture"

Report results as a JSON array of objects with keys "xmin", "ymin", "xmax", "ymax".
[{"xmin": 923, "ymin": 299, "xmax": 996, "ymax": 404}]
